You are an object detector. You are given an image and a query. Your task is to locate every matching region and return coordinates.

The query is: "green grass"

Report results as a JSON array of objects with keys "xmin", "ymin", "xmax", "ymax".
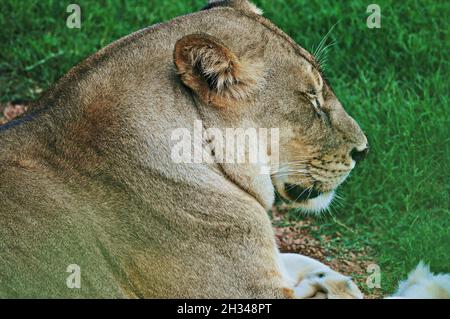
[{"xmin": 1, "ymin": 0, "xmax": 448, "ymax": 295}]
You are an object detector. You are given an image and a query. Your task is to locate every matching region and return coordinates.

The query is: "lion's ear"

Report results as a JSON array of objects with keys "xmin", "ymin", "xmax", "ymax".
[{"xmin": 174, "ymin": 33, "xmax": 264, "ymax": 108}]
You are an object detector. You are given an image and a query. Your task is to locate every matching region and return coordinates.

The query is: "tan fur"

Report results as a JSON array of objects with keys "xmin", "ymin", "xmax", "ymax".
[
  {"xmin": 0, "ymin": 1, "xmax": 367, "ymax": 298},
  {"xmin": 174, "ymin": 33, "xmax": 265, "ymax": 107}
]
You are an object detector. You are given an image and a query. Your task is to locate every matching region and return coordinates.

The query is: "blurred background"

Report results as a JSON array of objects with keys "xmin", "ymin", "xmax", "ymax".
[{"xmin": 0, "ymin": 0, "xmax": 448, "ymax": 296}]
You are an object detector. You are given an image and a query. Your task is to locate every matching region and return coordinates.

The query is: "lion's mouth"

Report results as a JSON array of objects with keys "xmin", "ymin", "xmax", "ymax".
[{"xmin": 284, "ymin": 183, "xmax": 322, "ymax": 202}]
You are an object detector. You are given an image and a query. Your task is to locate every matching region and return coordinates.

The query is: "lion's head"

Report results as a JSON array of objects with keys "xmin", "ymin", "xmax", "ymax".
[
  {"xmin": 174, "ymin": 0, "xmax": 368, "ymax": 212},
  {"xmin": 266, "ymin": 56, "xmax": 369, "ymax": 213}
]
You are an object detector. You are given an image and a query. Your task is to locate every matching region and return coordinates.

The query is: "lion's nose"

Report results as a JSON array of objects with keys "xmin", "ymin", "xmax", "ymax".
[{"xmin": 350, "ymin": 146, "xmax": 369, "ymax": 162}]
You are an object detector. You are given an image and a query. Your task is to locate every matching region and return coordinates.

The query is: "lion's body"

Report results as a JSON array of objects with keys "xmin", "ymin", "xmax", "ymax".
[
  {"xmin": 0, "ymin": 1, "xmax": 367, "ymax": 298},
  {"xmin": 0, "ymin": 6, "xmax": 291, "ymax": 298}
]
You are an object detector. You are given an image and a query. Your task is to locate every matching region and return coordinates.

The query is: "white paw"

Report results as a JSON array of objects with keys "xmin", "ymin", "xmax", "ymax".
[{"xmin": 280, "ymin": 253, "xmax": 363, "ymax": 299}]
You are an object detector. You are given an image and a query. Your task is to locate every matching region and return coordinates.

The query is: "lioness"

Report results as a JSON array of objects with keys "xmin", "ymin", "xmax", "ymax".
[{"xmin": 0, "ymin": 0, "xmax": 368, "ymax": 298}]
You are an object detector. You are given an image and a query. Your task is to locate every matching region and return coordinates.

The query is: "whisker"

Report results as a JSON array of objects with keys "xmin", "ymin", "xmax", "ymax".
[{"xmin": 312, "ymin": 20, "xmax": 341, "ymax": 71}]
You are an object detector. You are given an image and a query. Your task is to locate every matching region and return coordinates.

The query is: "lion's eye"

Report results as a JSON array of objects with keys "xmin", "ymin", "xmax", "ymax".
[
  {"xmin": 314, "ymin": 98, "xmax": 321, "ymax": 109},
  {"xmin": 299, "ymin": 90, "xmax": 321, "ymax": 111}
]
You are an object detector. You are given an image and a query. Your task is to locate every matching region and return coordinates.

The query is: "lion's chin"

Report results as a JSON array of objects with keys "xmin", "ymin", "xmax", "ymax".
[{"xmin": 289, "ymin": 190, "xmax": 335, "ymax": 215}]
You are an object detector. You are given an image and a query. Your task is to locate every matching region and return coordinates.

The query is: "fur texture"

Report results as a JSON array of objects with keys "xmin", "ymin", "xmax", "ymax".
[
  {"xmin": 389, "ymin": 262, "xmax": 450, "ymax": 299},
  {"xmin": 280, "ymin": 253, "xmax": 363, "ymax": 299}
]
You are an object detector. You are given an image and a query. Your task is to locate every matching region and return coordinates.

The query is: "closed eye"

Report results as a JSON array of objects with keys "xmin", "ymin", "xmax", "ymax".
[
  {"xmin": 304, "ymin": 88, "xmax": 322, "ymax": 103},
  {"xmin": 306, "ymin": 95, "xmax": 322, "ymax": 114},
  {"xmin": 296, "ymin": 90, "xmax": 329, "ymax": 124},
  {"xmin": 305, "ymin": 91, "xmax": 317, "ymax": 101},
  {"xmin": 314, "ymin": 98, "xmax": 321, "ymax": 108},
  {"xmin": 311, "ymin": 96, "xmax": 331, "ymax": 126}
]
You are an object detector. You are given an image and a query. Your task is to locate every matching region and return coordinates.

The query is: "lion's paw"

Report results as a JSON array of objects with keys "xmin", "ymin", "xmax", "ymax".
[{"xmin": 280, "ymin": 253, "xmax": 363, "ymax": 299}]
